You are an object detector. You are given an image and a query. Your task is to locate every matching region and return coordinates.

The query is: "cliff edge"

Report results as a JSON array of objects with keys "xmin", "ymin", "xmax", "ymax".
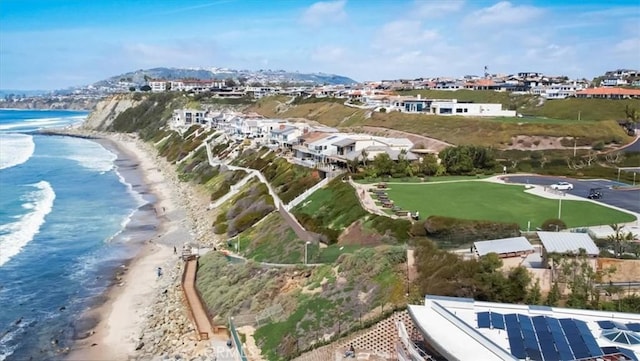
[{"xmin": 82, "ymin": 94, "xmax": 143, "ymax": 131}]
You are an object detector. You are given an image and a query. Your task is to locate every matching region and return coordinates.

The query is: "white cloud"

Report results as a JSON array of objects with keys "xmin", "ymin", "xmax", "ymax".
[
  {"xmin": 464, "ymin": 1, "xmax": 544, "ymax": 26},
  {"xmin": 311, "ymin": 45, "xmax": 346, "ymax": 62},
  {"xmin": 414, "ymin": 0, "xmax": 464, "ymax": 18},
  {"xmin": 614, "ymin": 37, "xmax": 640, "ymax": 54},
  {"xmin": 301, "ymin": 0, "xmax": 347, "ymax": 27},
  {"xmin": 373, "ymin": 20, "xmax": 439, "ymax": 52}
]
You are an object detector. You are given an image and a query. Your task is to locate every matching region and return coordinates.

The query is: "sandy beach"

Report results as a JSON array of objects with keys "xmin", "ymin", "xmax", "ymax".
[{"xmin": 65, "ymin": 132, "xmax": 216, "ymax": 360}]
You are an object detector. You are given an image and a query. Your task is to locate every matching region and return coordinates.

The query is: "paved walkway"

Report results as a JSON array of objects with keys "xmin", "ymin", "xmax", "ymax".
[{"xmin": 183, "ymin": 258, "xmax": 214, "ymax": 340}]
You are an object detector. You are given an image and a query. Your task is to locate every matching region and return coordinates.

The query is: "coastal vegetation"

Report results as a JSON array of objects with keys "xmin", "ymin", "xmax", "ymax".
[
  {"xmin": 195, "ymin": 246, "xmax": 409, "ymax": 361},
  {"xmin": 232, "ymin": 147, "xmax": 321, "ymax": 204},
  {"xmin": 212, "ymin": 179, "xmax": 275, "ymax": 237}
]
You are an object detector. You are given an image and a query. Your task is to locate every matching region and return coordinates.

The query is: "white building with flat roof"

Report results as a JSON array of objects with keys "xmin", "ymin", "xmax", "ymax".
[{"xmin": 403, "ymin": 295, "xmax": 640, "ymax": 361}]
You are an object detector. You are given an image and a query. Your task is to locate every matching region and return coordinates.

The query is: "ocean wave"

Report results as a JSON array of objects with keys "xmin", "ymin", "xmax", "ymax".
[
  {"xmin": 0, "ymin": 116, "xmax": 86, "ymax": 132},
  {"xmin": 63, "ymin": 138, "xmax": 117, "ymax": 173},
  {"xmin": 0, "ymin": 134, "xmax": 35, "ymax": 170},
  {"xmin": 0, "ymin": 181, "xmax": 56, "ymax": 267}
]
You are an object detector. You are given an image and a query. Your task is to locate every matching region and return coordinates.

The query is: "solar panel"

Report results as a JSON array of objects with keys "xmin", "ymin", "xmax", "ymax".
[
  {"xmin": 546, "ymin": 317, "xmax": 574, "ymax": 361},
  {"xmin": 574, "ymin": 319, "xmax": 603, "ymax": 357},
  {"xmin": 505, "ymin": 314, "xmax": 526, "ymax": 359},
  {"xmin": 477, "ymin": 312, "xmax": 491, "ymax": 328},
  {"xmin": 533, "ymin": 316, "xmax": 559, "ymax": 361},
  {"xmin": 619, "ymin": 347, "xmax": 639, "ymax": 361},
  {"xmin": 518, "ymin": 314, "xmax": 542, "ymax": 361},
  {"xmin": 627, "ymin": 323, "xmax": 640, "ymax": 332},
  {"xmin": 490, "ymin": 311, "xmax": 505, "ymax": 329},
  {"xmin": 597, "ymin": 320, "xmax": 616, "ymax": 329},
  {"xmin": 560, "ymin": 319, "xmax": 590, "ymax": 359}
]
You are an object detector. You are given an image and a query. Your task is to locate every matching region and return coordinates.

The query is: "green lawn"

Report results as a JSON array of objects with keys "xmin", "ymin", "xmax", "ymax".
[{"xmin": 385, "ymin": 181, "xmax": 636, "ymax": 229}]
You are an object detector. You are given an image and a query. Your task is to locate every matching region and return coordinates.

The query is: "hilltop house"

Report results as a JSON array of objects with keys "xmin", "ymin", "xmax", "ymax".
[
  {"xmin": 379, "ymin": 96, "xmax": 516, "ymax": 117},
  {"xmin": 575, "ymin": 87, "xmax": 640, "ymax": 99}
]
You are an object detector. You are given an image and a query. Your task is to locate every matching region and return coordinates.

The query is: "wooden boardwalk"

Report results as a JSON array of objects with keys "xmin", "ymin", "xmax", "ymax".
[{"xmin": 182, "ymin": 258, "xmax": 214, "ymax": 340}]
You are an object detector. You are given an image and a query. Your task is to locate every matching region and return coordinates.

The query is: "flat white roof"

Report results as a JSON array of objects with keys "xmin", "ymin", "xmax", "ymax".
[
  {"xmin": 408, "ymin": 295, "xmax": 640, "ymax": 361},
  {"xmin": 537, "ymin": 231, "xmax": 599, "ymax": 256},
  {"xmin": 474, "ymin": 237, "xmax": 534, "ymax": 257}
]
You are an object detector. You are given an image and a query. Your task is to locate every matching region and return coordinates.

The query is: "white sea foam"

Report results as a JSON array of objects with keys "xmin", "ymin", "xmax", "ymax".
[
  {"xmin": 64, "ymin": 139, "xmax": 117, "ymax": 173},
  {"xmin": 0, "ymin": 181, "xmax": 56, "ymax": 267},
  {"xmin": 0, "ymin": 134, "xmax": 35, "ymax": 170}
]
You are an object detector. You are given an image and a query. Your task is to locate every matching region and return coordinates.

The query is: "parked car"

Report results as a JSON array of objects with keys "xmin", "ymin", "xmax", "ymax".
[
  {"xmin": 550, "ymin": 181, "xmax": 574, "ymax": 191},
  {"xmin": 588, "ymin": 188, "xmax": 603, "ymax": 199}
]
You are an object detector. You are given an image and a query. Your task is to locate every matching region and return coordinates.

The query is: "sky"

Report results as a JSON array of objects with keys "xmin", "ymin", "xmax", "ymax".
[{"xmin": 0, "ymin": 0, "xmax": 639, "ymax": 90}]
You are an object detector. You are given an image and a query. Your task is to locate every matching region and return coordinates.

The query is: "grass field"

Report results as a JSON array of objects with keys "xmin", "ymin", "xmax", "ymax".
[{"xmin": 384, "ymin": 181, "xmax": 636, "ymax": 229}]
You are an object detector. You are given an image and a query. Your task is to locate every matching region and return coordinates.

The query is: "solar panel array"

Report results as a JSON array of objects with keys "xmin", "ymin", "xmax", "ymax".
[
  {"xmin": 476, "ymin": 312, "xmax": 607, "ymax": 361},
  {"xmin": 597, "ymin": 320, "xmax": 640, "ymax": 333}
]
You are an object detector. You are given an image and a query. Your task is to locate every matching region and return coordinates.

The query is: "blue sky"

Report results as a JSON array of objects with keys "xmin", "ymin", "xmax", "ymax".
[{"xmin": 1, "ymin": 0, "xmax": 639, "ymax": 90}]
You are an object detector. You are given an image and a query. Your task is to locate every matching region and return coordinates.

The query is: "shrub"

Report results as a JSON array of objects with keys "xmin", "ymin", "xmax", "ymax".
[
  {"xmin": 422, "ymin": 216, "xmax": 520, "ymax": 245},
  {"xmin": 211, "ymin": 181, "xmax": 231, "ymax": 201},
  {"xmin": 213, "ymin": 223, "xmax": 228, "ymax": 234},
  {"xmin": 592, "ymin": 141, "xmax": 605, "ymax": 151},
  {"xmin": 540, "ymin": 218, "xmax": 567, "ymax": 231}
]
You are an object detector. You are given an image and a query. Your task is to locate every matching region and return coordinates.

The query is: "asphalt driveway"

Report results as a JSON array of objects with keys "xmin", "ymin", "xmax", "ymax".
[{"xmin": 502, "ymin": 175, "xmax": 640, "ymax": 214}]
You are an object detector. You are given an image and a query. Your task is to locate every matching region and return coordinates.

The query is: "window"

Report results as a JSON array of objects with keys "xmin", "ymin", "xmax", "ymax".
[{"xmin": 456, "ymin": 108, "xmax": 463, "ymax": 113}]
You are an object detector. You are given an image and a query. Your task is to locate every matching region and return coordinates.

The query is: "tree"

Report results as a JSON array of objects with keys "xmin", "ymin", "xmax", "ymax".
[
  {"xmin": 372, "ymin": 153, "xmax": 394, "ymax": 177},
  {"xmin": 525, "ymin": 279, "xmax": 542, "ymax": 305},
  {"xmin": 505, "ymin": 266, "xmax": 531, "ymax": 303},
  {"xmin": 607, "ymin": 223, "xmax": 635, "ymax": 258},
  {"xmin": 129, "ymin": 86, "xmax": 136, "ymax": 92},
  {"xmin": 360, "ymin": 149, "xmax": 369, "ymax": 166},
  {"xmin": 140, "ymin": 85, "xmax": 152, "ymax": 92},
  {"xmin": 545, "ymin": 281, "xmax": 561, "ymax": 306},
  {"xmin": 224, "ymin": 78, "xmax": 237, "ymax": 88}
]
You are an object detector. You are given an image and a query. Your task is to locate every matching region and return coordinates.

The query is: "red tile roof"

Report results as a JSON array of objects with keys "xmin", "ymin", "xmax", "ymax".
[{"xmin": 576, "ymin": 87, "xmax": 640, "ymax": 96}]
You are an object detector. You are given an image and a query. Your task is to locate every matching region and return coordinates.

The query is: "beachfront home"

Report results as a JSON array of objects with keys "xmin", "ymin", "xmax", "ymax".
[
  {"xmin": 269, "ymin": 124, "xmax": 304, "ymax": 149},
  {"xmin": 172, "ymin": 109, "xmax": 208, "ymax": 127},
  {"xmin": 293, "ymin": 133, "xmax": 415, "ymax": 169}
]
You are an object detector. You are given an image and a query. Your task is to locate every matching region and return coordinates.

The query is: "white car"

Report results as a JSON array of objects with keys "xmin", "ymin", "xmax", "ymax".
[{"xmin": 550, "ymin": 181, "xmax": 574, "ymax": 191}]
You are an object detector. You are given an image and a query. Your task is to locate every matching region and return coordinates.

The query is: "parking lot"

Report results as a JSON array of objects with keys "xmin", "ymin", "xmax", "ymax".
[{"xmin": 502, "ymin": 175, "xmax": 640, "ymax": 214}]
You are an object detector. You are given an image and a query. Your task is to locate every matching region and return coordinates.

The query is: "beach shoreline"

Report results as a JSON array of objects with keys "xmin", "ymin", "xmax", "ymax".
[{"xmin": 64, "ymin": 131, "xmax": 214, "ymax": 360}]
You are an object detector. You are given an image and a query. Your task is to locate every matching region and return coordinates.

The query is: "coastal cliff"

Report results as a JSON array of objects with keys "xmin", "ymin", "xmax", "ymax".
[
  {"xmin": 82, "ymin": 94, "xmax": 144, "ymax": 131},
  {"xmin": 0, "ymin": 97, "xmax": 101, "ymax": 111}
]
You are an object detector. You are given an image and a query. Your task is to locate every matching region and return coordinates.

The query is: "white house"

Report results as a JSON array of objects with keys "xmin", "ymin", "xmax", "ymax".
[
  {"xmin": 429, "ymin": 99, "xmax": 516, "ymax": 117},
  {"xmin": 172, "ymin": 109, "xmax": 207, "ymax": 127},
  {"xmin": 269, "ymin": 124, "xmax": 304, "ymax": 149},
  {"xmin": 149, "ymin": 81, "xmax": 167, "ymax": 92}
]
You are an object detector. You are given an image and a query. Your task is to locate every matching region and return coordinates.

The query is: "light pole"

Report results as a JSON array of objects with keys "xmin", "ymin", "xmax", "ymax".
[
  {"xmin": 558, "ymin": 196, "xmax": 562, "ymax": 219},
  {"xmin": 304, "ymin": 241, "xmax": 312, "ymax": 265}
]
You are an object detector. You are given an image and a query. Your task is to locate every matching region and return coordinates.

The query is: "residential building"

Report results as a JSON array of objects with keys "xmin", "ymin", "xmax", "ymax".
[
  {"xmin": 172, "ymin": 109, "xmax": 207, "ymax": 127},
  {"xmin": 149, "ymin": 80, "xmax": 167, "ymax": 92},
  {"xmin": 575, "ymin": 87, "xmax": 640, "ymax": 99}
]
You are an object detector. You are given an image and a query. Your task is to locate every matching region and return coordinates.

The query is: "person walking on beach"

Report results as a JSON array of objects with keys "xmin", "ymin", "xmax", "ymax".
[
  {"xmin": 157, "ymin": 267, "xmax": 162, "ymax": 278},
  {"xmin": 173, "ymin": 246, "xmax": 177, "ymax": 255}
]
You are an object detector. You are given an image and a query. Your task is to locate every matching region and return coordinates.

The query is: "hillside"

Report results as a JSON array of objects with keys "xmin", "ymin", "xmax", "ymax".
[
  {"xmin": 95, "ymin": 67, "xmax": 357, "ymax": 87},
  {"xmin": 249, "ymin": 94, "xmax": 635, "ymax": 148}
]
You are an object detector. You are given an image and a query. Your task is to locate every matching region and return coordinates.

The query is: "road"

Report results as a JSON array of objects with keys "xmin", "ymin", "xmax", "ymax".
[{"xmin": 502, "ymin": 175, "xmax": 640, "ymax": 214}]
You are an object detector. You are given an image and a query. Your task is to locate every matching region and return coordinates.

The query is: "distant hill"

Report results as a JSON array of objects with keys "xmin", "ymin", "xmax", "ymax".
[{"xmin": 94, "ymin": 67, "xmax": 357, "ymax": 87}]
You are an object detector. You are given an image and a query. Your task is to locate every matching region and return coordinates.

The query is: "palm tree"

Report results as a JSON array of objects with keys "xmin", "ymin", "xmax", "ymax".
[
  {"xmin": 608, "ymin": 224, "xmax": 635, "ymax": 258},
  {"xmin": 360, "ymin": 149, "xmax": 369, "ymax": 166}
]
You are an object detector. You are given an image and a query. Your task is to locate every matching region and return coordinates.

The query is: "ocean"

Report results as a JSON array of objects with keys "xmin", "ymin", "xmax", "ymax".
[{"xmin": 0, "ymin": 109, "xmax": 159, "ymax": 360}]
